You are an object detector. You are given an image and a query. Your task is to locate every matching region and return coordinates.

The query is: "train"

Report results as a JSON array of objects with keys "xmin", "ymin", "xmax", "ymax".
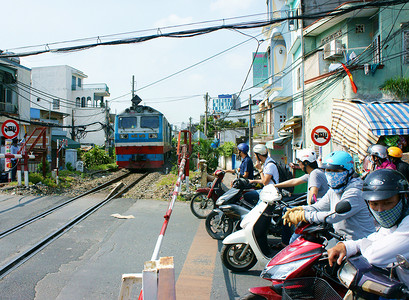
[{"xmin": 114, "ymin": 96, "xmax": 172, "ymax": 170}]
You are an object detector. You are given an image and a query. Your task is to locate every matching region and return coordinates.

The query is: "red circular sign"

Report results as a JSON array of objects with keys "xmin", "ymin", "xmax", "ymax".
[
  {"xmin": 1, "ymin": 119, "xmax": 19, "ymax": 139},
  {"xmin": 311, "ymin": 126, "xmax": 331, "ymax": 146}
]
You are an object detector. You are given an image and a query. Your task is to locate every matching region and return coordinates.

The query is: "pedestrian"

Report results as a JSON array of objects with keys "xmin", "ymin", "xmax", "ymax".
[
  {"xmin": 367, "ymin": 144, "xmax": 396, "ymax": 170},
  {"xmin": 10, "ymin": 138, "xmax": 19, "ymax": 181},
  {"xmin": 224, "ymin": 143, "xmax": 254, "ymax": 180},
  {"xmin": 387, "ymin": 146, "xmax": 409, "ymax": 181}
]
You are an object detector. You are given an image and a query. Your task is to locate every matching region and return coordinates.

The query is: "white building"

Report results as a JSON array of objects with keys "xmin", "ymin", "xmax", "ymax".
[{"xmin": 31, "ymin": 65, "xmax": 110, "ymax": 146}]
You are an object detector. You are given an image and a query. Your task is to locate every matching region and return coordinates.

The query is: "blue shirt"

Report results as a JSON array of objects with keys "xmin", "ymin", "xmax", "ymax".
[{"xmin": 239, "ymin": 155, "xmax": 254, "ymax": 179}]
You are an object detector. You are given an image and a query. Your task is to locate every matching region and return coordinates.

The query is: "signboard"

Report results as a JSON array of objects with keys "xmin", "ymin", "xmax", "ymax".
[
  {"xmin": 1, "ymin": 119, "xmax": 19, "ymax": 139},
  {"xmin": 252, "ymin": 52, "xmax": 268, "ymax": 88},
  {"xmin": 311, "ymin": 125, "xmax": 331, "ymax": 146}
]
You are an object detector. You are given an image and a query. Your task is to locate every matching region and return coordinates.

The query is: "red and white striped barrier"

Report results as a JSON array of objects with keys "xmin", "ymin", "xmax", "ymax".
[{"xmin": 0, "ymin": 153, "xmax": 35, "ymax": 159}]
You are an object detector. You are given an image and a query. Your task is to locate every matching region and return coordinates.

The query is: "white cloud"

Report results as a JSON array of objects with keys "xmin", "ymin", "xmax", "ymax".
[
  {"xmin": 210, "ymin": 0, "xmax": 255, "ymax": 15},
  {"xmin": 154, "ymin": 14, "xmax": 194, "ymax": 28}
]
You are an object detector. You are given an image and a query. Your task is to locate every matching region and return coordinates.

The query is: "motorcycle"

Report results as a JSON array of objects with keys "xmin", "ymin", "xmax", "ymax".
[
  {"xmin": 190, "ymin": 169, "xmax": 226, "ymax": 219},
  {"xmin": 237, "ymin": 200, "xmax": 352, "ymax": 298}
]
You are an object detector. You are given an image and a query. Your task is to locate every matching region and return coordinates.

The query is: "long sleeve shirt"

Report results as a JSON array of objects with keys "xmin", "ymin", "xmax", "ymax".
[
  {"xmin": 343, "ymin": 215, "xmax": 409, "ymax": 268},
  {"xmin": 303, "ymin": 177, "xmax": 375, "ymax": 240}
]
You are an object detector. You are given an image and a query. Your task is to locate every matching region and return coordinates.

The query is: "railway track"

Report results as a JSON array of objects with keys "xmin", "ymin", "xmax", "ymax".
[{"xmin": 0, "ymin": 172, "xmax": 149, "ymax": 279}]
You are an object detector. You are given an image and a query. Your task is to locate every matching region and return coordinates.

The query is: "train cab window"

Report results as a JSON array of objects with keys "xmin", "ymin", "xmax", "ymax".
[
  {"xmin": 119, "ymin": 117, "xmax": 137, "ymax": 129},
  {"xmin": 141, "ymin": 116, "xmax": 159, "ymax": 128}
]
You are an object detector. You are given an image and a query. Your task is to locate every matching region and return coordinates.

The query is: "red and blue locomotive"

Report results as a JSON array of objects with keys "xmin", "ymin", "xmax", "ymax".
[{"xmin": 114, "ymin": 96, "xmax": 172, "ymax": 169}]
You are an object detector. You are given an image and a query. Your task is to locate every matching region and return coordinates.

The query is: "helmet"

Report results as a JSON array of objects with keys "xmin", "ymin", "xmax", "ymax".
[
  {"xmin": 363, "ymin": 169, "xmax": 409, "ymax": 201},
  {"xmin": 322, "ymin": 151, "xmax": 354, "ymax": 172},
  {"xmin": 232, "ymin": 178, "xmax": 251, "ymax": 189},
  {"xmin": 388, "ymin": 146, "xmax": 403, "ymax": 158},
  {"xmin": 237, "ymin": 143, "xmax": 249, "ymax": 154},
  {"xmin": 253, "ymin": 144, "xmax": 268, "ymax": 156},
  {"xmin": 259, "ymin": 184, "xmax": 282, "ymax": 204},
  {"xmin": 296, "ymin": 149, "xmax": 317, "ymax": 163},
  {"xmin": 367, "ymin": 144, "xmax": 388, "ymax": 159}
]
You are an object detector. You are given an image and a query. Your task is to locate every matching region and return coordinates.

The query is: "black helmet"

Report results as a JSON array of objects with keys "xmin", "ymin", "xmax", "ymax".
[
  {"xmin": 363, "ymin": 169, "xmax": 409, "ymax": 201},
  {"xmin": 232, "ymin": 178, "xmax": 251, "ymax": 189}
]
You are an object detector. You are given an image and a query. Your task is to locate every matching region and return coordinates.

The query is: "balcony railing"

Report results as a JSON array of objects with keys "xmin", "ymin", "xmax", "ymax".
[{"xmin": 82, "ymin": 83, "xmax": 109, "ymax": 93}]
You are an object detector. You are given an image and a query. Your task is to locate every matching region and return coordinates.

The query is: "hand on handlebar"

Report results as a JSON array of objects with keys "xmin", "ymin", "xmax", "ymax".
[
  {"xmin": 327, "ymin": 242, "xmax": 347, "ymax": 267},
  {"xmin": 283, "ymin": 208, "xmax": 306, "ymax": 226}
]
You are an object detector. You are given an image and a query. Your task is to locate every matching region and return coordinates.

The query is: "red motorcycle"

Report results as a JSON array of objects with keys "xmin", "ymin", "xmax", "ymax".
[
  {"xmin": 190, "ymin": 170, "xmax": 226, "ymax": 219},
  {"xmin": 242, "ymin": 201, "xmax": 351, "ymax": 300}
]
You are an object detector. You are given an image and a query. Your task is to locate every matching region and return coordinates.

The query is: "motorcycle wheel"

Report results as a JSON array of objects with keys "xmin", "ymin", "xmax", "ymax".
[
  {"xmin": 221, "ymin": 243, "xmax": 257, "ymax": 272},
  {"xmin": 205, "ymin": 211, "xmax": 234, "ymax": 240},
  {"xmin": 190, "ymin": 192, "xmax": 215, "ymax": 219}
]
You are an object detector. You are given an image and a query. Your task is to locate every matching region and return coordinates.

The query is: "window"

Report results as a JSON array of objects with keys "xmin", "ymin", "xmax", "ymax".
[
  {"xmin": 296, "ymin": 67, "xmax": 301, "ymax": 90},
  {"xmin": 288, "ymin": 9, "xmax": 299, "ymax": 31},
  {"xmin": 81, "ymin": 97, "xmax": 86, "ymax": 107},
  {"xmin": 87, "ymin": 96, "xmax": 92, "ymax": 107},
  {"xmin": 356, "ymin": 24, "xmax": 365, "ymax": 33},
  {"xmin": 373, "ymin": 35, "xmax": 381, "ymax": 64},
  {"xmin": 78, "ymin": 78, "xmax": 82, "ymax": 87},
  {"xmin": 76, "ymin": 97, "xmax": 80, "ymax": 107},
  {"xmin": 279, "ymin": 114, "xmax": 286, "ymax": 123},
  {"xmin": 72, "ymin": 76, "xmax": 76, "ymax": 90},
  {"xmin": 119, "ymin": 117, "xmax": 137, "ymax": 129},
  {"xmin": 53, "ymin": 99, "xmax": 60, "ymax": 109},
  {"xmin": 404, "ymin": 30, "xmax": 409, "ymax": 64},
  {"xmin": 141, "ymin": 116, "xmax": 159, "ymax": 128}
]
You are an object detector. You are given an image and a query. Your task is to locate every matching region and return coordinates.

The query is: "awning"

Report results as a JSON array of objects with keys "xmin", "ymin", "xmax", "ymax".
[
  {"xmin": 266, "ymin": 136, "xmax": 291, "ymax": 149},
  {"xmin": 357, "ymin": 102, "xmax": 409, "ymax": 136},
  {"xmin": 51, "ymin": 135, "xmax": 81, "ymax": 149},
  {"xmin": 278, "ymin": 116, "xmax": 302, "ymax": 132}
]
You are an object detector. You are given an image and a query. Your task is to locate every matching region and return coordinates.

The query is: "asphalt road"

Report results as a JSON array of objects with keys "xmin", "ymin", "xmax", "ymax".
[{"xmin": 0, "ymin": 193, "xmax": 273, "ymax": 300}]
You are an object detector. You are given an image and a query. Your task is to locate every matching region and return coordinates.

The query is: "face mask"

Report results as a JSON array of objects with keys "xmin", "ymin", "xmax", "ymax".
[
  {"xmin": 369, "ymin": 200, "xmax": 403, "ymax": 228},
  {"xmin": 325, "ymin": 170, "xmax": 349, "ymax": 192}
]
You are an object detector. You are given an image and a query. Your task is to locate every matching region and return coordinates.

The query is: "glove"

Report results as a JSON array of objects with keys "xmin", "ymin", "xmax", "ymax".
[
  {"xmin": 283, "ymin": 209, "xmax": 306, "ymax": 226},
  {"xmin": 282, "ymin": 206, "xmax": 303, "ymax": 220}
]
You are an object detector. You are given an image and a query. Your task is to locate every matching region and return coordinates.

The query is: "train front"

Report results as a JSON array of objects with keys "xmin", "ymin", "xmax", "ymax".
[{"xmin": 114, "ymin": 105, "xmax": 168, "ymax": 170}]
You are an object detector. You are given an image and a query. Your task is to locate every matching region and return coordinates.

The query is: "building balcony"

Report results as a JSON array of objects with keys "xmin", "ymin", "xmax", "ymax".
[{"xmin": 81, "ymin": 83, "xmax": 110, "ymax": 96}]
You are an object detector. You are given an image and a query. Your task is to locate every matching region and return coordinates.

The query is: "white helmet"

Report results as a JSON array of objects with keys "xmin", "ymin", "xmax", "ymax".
[
  {"xmin": 296, "ymin": 149, "xmax": 317, "ymax": 163},
  {"xmin": 253, "ymin": 144, "xmax": 268, "ymax": 156},
  {"xmin": 259, "ymin": 185, "xmax": 282, "ymax": 204}
]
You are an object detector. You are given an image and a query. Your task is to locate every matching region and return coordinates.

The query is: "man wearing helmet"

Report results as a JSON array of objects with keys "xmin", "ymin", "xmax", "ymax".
[
  {"xmin": 328, "ymin": 169, "xmax": 409, "ymax": 268},
  {"xmin": 283, "ymin": 151, "xmax": 375, "ymax": 240},
  {"xmin": 367, "ymin": 144, "xmax": 396, "ymax": 170},
  {"xmin": 224, "ymin": 143, "xmax": 254, "ymax": 180},
  {"xmin": 388, "ymin": 146, "xmax": 409, "ymax": 181},
  {"xmin": 275, "ymin": 149, "xmax": 328, "ymax": 205}
]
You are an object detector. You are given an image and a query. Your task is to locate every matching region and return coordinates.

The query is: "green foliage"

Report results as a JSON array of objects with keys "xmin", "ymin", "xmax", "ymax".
[
  {"xmin": 381, "ymin": 77, "xmax": 409, "ymax": 100},
  {"xmin": 193, "ymin": 138, "xmax": 219, "ymax": 173},
  {"xmin": 80, "ymin": 146, "xmax": 113, "ymax": 168},
  {"xmin": 43, "ymin": 177, "xmax": 57, "ymax": 188},
  {"xmin": 29, "ymin": 173, "xmax": 44, "ymax": 184},
  {"xmin": 66, "ymin": 162, "xmax": 74, "ymax": 171},
  {"xmin": 218, "ymin": 141, "xmax": 236, "ymax": 157},
  {"xmin": 37, "ymin": 160, "xmax": 50, "ymax": 173},
  {"xmin": 88, "ymin": 163, "xmax": 118, "ymax": 171},
  {"xmin": 196, "ymin": 117, "xmax": 247, "ymax": 138}
]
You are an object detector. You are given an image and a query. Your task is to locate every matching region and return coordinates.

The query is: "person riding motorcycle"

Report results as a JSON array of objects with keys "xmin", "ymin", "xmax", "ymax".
[
  {"xmin": 283, "ymin": 151, "xmax": 375, "ymax": 240},
  {"xmin": 388, "ymin": 146, "xmax": 409, "ymax": 181},
  {"xmin": 275, "ymin": 149, "xmax": 328, "ymax": 205},
  {"xmin": 328, "ymin": 169, "xmax": 409, "ymax": 268},
  {"xmin": 367, "ymin": 144, "xmax": 396, "ymax": 170},
  {"xmin": 224, "ymin": 143, "xmax": 254, "ymax": 180}
]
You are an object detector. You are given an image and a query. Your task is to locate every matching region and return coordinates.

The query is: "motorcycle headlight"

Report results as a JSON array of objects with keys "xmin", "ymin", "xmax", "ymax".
[
  {"xmin": 338, "ymin": 260, "xmax": 357, "ymax": 288},
  {"xmin": 261, "ymin": 257, "xmax": 312, "ymax": 280},
  {"xmin": 119, "ymin": 134, "xmax": 128, "ymax": 139}
]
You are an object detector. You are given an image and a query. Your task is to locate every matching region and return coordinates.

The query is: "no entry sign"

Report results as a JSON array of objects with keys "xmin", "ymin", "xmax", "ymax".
[
  {"xmin": 311, "ymin": 125, "xmax": 331, "ymax": 146},
  {"xmin": 1, "ymin": 119, "xmax": 19, "ymax": 139}
]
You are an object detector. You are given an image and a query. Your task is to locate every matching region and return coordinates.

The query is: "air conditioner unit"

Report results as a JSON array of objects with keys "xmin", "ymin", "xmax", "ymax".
[{"xmin": 323, "ymin": 40, "xmax": 343, "ymax": 60}]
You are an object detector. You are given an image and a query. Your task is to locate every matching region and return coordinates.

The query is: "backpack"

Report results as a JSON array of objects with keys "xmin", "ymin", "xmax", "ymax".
[{"xmin": 266, "ymin": 160, "xmax": 294, "ymax": 193}]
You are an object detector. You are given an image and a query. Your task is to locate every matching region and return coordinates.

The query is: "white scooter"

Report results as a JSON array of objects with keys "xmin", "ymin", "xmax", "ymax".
[{"xmin": 220, "ymin": 185, "xmax": 282, "ymax": 272}]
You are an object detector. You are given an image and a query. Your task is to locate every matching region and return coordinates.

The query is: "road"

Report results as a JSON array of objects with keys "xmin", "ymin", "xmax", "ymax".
[{"xmin": 0, "ymin": 193, "xmax": 274, "ymax": 300}]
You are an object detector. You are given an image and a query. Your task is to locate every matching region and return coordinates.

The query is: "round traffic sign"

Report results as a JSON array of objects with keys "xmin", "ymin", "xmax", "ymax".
[
  {"xmin": 1, "ymin": 119, "xmax": 19, "ymax": 139},
  {"xmin": 311, "ymin": 126, "xmax": 331, "ymax": 146}
]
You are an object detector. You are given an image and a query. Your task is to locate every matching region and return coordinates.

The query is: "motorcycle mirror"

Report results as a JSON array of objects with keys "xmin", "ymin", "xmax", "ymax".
[
  {"xmin": 335, "ymin": 201, "xmax": 351, "ymax": 214},
  {"xmin": 396, "ymin": 255, "xmax": 409, "ymax": 269}
]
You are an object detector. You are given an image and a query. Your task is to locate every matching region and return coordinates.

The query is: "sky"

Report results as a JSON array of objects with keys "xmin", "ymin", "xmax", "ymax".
[{"xmin": 1, "ymin": 0, "xmax": 268, "ymax": 127}]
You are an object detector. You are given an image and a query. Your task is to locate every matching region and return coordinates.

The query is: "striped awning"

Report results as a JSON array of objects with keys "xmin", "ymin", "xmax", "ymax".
[
  {"xmin": 357, "ymin": 102, "xmax": 409, "ymax": 136},
  {"xmin": 331, "ymin": 99, "xmax": 378, "ymax": 160}
]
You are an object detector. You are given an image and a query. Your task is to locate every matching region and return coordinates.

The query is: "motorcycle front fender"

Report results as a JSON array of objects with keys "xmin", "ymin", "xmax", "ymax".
[
  {"xmin": 222, "ymin": 228, "xmax": 246, "ymax": 245},
  {"xmin": 195, "ymin": 187, "xmax": 210, "ymax": 194},
  {"xmin": 248, "ymin": 286, "xmax": 282, "ymax": 300}
]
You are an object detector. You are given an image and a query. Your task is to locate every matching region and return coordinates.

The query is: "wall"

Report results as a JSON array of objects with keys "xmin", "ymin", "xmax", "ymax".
[{"xmin": 73, "ymin": 107, "xmax": 107, "ymax": 146}]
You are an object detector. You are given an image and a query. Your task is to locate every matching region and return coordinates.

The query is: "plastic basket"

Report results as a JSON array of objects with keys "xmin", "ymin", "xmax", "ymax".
[{"xmin": 282, "ymin": 277, "xmax": 342, "ymax": 300}]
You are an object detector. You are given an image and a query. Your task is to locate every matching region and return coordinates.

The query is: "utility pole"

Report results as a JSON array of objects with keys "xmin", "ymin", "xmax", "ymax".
[
  {"xmin": 249, "ymin": 94, "xmax": 253, "ymax": 158},
  {"xmin": 105, "ymin": 100, "xmax": 110, "ymax": 153},
  {"xmin": 132, "ymin": 75, "xmax": 135, "ymax": 98},
  {"xmin": 204, "ymin": 92, "xmax": 208, "ymax": 136},
  {"xmin": 71, "ymin": 109, "xmax": 75, "ymax": 140}
]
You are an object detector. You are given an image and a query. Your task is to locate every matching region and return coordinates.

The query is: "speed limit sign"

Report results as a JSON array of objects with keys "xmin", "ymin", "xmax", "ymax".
[
  {"xmin": 1, "ymin": 119, "xmax": 19, "ymax": 139},
  {"xmin": 311, "ymin": 126, "xmax": 331, "ymax": 146}
]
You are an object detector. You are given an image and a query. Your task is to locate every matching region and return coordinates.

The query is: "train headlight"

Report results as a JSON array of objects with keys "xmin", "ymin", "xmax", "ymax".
[
  {"xmin": 149, "ymin": 133, "xmax": 158, "ymax": 138},
  {"xmin": 120, "ymin": 134, "xmax": 129, "ymax": 139}
]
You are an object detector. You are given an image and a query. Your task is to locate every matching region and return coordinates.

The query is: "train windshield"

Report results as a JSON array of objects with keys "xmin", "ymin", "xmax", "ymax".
[
  {"xmin": 118, "ymin": 117, "xmax": 137, "ymax": 129},
  {"xmin": 141, "ymin": 116, "xmax": 159, "ymax": 128}
]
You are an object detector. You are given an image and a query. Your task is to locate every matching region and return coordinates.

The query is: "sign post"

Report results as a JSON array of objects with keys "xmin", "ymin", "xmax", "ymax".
[{"xmin": 311, "ymin": 125, "xmax": 331, "ymax": 167}]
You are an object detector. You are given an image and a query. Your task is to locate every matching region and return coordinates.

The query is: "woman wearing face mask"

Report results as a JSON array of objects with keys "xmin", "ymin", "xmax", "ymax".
[
  {"xmin": 328, "ymin": 169, "xmax": 409, "ymax": 268},
  {"xmin": 367, "ymin": 144, "xmax": 396, "ymax": 171},
  {"xmin": 283, "ymin": 151, "xmax": 375, "ymax": 240}
]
